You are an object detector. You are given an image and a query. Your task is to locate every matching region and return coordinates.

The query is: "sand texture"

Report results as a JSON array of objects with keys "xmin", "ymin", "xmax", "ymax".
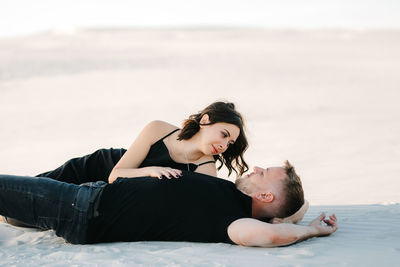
[{"xmin": 1, "ymin": 205, "xmax": 399, "ymax": 266}]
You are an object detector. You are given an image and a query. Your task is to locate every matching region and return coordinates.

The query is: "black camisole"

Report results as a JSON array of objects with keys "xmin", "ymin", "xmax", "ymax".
[{"xmin": 140, "ymin": 128, "xmax": 214, "ymax": 172}]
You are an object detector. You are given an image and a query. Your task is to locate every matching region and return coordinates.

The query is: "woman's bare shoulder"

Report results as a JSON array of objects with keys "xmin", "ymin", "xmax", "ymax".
[
  {"xmin": 195, "ymin": 155, "xmax": 217, "ymax": 176},
  {"xmin": 143, "ymin": 120, "xmax": 179, "ymax": 141}
]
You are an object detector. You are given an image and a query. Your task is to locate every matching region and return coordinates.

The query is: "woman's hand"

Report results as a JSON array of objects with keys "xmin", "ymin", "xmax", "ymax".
[
  {"xmin": 145, "ymin": 166, "xmax": 182, "ymax": 180},
  {"xmin": 109, "ymin": 166, "xmax": 183, "ymax": 183}
]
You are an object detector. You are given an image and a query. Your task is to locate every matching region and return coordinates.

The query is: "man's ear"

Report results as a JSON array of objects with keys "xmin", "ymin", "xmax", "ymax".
[
  {"xmin": 255, "ymin": 192, "xmax": 274, "ymax": 203},
  {"xmin": 200, "ymin": 114, "xmax": 210, "ymax": 125}
]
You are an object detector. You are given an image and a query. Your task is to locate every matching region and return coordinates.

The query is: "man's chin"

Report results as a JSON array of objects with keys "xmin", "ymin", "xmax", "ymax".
[
  {"xmin": 235, "ymin": 178, "xmax": 248, "ymax": 193},
  {"xmin": 235, "ymin": 177, "xmax": 243, "ymax": 186}
]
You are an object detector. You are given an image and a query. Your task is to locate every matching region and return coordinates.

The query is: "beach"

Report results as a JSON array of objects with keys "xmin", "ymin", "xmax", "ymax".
[{"xmin": 1, "ymin": 28, "xmax": 399, "ymax": 266}]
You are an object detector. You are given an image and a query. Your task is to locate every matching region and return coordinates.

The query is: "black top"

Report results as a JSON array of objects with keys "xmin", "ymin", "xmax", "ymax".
[
  {"xmin": 36, "ymin": 129, "xmax": 214, "ymax": 184},
  {"xmin": 139, "ymin": 128, "xmax": 199, "ymax": 172},
  {"xmin": 86, "ymin": 171, "xmax": 252, "ymax": 244}
]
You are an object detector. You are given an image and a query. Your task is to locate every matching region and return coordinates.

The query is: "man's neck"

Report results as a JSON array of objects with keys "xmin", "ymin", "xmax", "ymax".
[{"xmin": 251, "ymin": 199, "xmax": 266, "ymax": 219}]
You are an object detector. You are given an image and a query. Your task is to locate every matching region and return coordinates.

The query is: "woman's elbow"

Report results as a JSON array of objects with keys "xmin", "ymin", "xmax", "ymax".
[{"xmin": 108, "ymin": 168, "xmax": 118, "ymax": 183}]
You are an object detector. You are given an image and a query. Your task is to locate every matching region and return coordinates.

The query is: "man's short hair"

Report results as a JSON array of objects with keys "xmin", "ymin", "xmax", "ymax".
[{"xmin": 276, "ymin": 160, "xmax": 304, "ymax": 218}]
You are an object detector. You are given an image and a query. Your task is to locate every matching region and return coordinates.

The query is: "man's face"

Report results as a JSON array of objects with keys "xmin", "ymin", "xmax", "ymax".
[{"xmin": 235, "ymin": 166, "xmax": 286, "ymax": 195}]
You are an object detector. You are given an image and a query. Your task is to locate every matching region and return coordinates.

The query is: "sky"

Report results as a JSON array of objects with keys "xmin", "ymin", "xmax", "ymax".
[{"xmin": 1, "ymin": 0, "xmax": 400, "ymax": 37}]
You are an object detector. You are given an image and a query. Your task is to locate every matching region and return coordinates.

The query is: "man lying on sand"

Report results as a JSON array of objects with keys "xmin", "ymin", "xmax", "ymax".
[{"xmin": 0, "ymin": 161, "xmax": 337, "ymax": 247}]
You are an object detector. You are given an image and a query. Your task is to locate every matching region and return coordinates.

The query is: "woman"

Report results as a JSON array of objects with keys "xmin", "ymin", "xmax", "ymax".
[{"xmin": 36, "ymin": 101, "xmax": 249, "ymax": 184}]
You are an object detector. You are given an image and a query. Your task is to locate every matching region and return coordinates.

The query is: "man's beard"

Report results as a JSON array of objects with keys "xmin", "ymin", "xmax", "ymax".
[{"xmin": 235, "ymin": 177, "xmax": 250, "ymax": 194}]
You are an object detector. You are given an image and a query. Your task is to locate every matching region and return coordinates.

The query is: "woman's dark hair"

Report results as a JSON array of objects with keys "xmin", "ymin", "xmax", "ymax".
[{"xmin": 177, "ymin": 101, "xmax": 249, "ymax": 177}]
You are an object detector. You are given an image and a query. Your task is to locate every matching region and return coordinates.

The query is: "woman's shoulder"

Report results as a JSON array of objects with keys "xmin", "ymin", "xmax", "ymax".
[
  {"xmin": 143, "ymin": 120, "xmax": 179, "ymax": 141},
  {"xmin": 195, "ymin": 155, "xmax": 217, "ymax": 176},
  {"xmin": 145, "ymin": 120, "xmax": 178, "ymax": 132}
]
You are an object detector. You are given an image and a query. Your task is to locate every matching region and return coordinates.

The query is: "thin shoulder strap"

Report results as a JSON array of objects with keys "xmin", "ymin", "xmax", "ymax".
[
  {"xmin": 160, "ymin": 128, "xmax": 180, "ymax": 140},
  {"xmin": 197, "ymin": 160, "xmax": 216, "ymax": 167}
]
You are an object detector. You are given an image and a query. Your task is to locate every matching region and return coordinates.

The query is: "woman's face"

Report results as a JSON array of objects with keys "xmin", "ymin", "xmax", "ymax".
[{"xmin": 199, "ymin": 116, "xmax": 240, "ymax": 156}]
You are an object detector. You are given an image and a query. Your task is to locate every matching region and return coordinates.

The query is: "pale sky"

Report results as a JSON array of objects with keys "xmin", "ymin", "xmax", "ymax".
[{"xmin": 1, "ymin": 0, "xmax": 400, "ymax": 36}]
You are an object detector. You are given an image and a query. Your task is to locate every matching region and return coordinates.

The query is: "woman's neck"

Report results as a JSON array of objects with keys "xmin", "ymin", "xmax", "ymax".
[{"xmin": 179, "ymin": 134, "xmax": 204, "ymax": 161}]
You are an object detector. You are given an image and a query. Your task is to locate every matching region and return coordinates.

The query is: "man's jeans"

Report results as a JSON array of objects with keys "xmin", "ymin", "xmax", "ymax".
[{"xmin": 0, "ymin": 174, "xmax": 106, "ymax": 244}]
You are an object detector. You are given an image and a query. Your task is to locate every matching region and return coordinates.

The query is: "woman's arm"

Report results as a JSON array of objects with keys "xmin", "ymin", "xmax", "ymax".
[{"xmin": 108, "ymin": 120, "xmax": 182, "ymax": 183}]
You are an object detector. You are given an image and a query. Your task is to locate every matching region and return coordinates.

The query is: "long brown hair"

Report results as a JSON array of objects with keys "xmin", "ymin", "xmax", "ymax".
[{"xmin": 177, "ymin": 102, "xmax": 249, "ymax": 177}]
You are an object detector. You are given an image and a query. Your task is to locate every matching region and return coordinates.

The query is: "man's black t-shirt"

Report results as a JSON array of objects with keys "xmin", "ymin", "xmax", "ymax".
[{"xmin": 86, "ymin": 171, "xmax": 252, "ymax": 244}]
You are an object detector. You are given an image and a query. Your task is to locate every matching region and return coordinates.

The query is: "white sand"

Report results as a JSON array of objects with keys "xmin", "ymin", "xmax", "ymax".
[
  {"xmin": 1, "ymin": 29, "xmax": 400, "ymax": 265},
  {"xmin": 1, "ymin": 205, "xmax": 399, "ymax": 266}
]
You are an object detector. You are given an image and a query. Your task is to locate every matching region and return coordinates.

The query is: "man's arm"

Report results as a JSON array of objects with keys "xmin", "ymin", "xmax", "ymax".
[
  {"xmin": 227, "ymin": 213, "xmax": 337, "ymax": 247},
  {"xmin": 270, "ymin": 200, "xmax": 309, "ymax": 224}
]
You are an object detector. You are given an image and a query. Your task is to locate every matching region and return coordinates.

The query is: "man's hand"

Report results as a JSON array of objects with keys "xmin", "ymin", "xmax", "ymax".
[{"xmin": 310, "ymin": 213, "xmax": 338, "ymax": 236}]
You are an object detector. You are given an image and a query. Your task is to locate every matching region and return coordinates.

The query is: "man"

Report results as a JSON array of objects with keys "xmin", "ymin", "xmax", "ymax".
[{"xmin": 0, "ymin": 161, "xmax": 337, "ymax": 247}]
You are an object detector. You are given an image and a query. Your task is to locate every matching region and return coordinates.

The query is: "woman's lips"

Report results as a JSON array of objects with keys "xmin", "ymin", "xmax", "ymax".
[{"xmin": 212, "ymin": 145, "xmax": 218, "ymax": 154}]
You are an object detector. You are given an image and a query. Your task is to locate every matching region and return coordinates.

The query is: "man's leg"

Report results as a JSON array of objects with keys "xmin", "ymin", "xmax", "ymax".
[
  {"xmin": 0, "ymin": 174, "xmax": 106, "ymax": 244},
  {"xmin": 3, "ymin": 148, "xmax": 124, "ymax": 227}
]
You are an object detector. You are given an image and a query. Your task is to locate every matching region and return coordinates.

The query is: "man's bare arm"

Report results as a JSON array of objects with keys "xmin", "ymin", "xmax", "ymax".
[
  {"xmin": 270, "ymin": 200, "xmax": 309, "ymax": 224},
  {"xmin": 228, "ymin": 213, "xmax": 337, "ymax": 247}
]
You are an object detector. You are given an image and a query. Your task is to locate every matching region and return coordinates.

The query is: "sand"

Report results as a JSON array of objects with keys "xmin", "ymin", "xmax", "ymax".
[{"xmin": 1, "ymin": 29, "xmax": 399, "ymax": 266}]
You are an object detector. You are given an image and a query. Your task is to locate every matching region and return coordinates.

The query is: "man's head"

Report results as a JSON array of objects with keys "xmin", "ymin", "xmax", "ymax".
[{"xmin": 235, "ymin": 160, "xmax": 304, "ymax": 220}]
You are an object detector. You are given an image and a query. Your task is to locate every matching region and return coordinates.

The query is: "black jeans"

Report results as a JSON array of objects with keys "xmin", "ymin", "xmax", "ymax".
[{"xmin": 0, "ymin": 174, "xmax": 106, "ymax": 244}]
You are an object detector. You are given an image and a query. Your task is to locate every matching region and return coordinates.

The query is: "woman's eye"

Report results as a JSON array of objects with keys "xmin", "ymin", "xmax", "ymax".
[{"xmin": 222, "ymin": 132, "xmax": 228, "ymax": 137}]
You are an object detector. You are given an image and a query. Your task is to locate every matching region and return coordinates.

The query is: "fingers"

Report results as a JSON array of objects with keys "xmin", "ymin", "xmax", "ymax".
[
  {"xmin": 170, "ymin": 169, "xmax": 183, "ymax": 178},
  {"xmin": 156, "ymin": 168, "xmax": 183, "ymax": 179},
  {"xmin": 324, "ymin": 214, "xmax": 337, "ymax": 224},
  {"xmin": 310, "ymin": 212, "xmax": 338, "ymax": 236},
  {"xmin": 323, "ymin": 214, "xmax": 338, "ymax": 232},
  {"xmin": 160, "ymin": 170, "xmax": 173, "ymax": 179},
  {"xmin": 329, "ymin": 214, "xmax": 338, "ymax": 226}
]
